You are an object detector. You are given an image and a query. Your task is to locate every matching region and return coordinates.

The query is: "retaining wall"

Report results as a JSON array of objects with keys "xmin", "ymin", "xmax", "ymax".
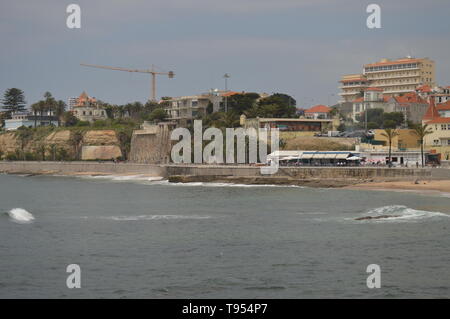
[{"xmin": 0, "ymin": 161, "xmax": 164, "ymax": 176}]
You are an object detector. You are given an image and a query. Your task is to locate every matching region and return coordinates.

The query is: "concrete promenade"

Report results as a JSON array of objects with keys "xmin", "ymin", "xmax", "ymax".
[{"xmin": 1, "ymin": 161, "xmax": 441, "ymax": 182}]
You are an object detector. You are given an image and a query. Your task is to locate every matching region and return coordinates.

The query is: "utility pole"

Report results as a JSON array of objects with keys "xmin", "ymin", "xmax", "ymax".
[
  {"xmin": 223, "ymin": 73, "xmax": 230, "ymax": 112},
  {"xmin": 365, "ymin": 104, "xmax": 368, "ymax": 132}
]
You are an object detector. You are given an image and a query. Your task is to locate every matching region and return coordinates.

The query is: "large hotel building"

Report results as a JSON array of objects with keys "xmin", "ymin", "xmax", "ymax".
[{"xmin": 339, "ymin": 57, "xmax": 436, "ymax": 102}]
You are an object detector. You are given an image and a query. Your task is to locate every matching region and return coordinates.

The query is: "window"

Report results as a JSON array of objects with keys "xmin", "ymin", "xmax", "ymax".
[{"xmin": 441, "ymin": 124, "xmax": 447, "ymax": 130}]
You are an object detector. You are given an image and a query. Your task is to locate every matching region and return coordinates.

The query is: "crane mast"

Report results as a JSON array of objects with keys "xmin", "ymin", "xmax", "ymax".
[{"xmin": 80, "ymin": 63, "xmax": 174, "ymax": 101}]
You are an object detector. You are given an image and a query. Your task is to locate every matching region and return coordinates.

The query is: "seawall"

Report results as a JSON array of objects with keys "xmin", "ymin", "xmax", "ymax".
[
  {"xmin": 0, "ymin": 161, "xmax": 443, "ymax": 187},
  {"xmin": 165, "ymin": 165, "xmax": 433, "ymax": 187},
  {"xmin": 0, "ymin": 161, "xmax": 164, "ymax": 176}
]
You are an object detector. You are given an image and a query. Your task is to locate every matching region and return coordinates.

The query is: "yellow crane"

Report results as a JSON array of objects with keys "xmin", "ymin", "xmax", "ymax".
[{"xmin": 80, "ymin": 63, "xmax": 174, "ymax": 102}]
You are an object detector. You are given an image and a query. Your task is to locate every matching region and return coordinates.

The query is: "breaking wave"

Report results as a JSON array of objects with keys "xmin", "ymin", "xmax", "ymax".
[
  {"xmin": 162, "ymin": 182, "xmax": 304, "ymax": 188},
  {"xmin": 356, "ymin": 205, "xmax": 449, "ymax": 222},
  {"xmin": 79, "ymin": 175, "xmax": 164, "ymax": 182},
  {"xmin": 7, "ymin": 208, "xmax": 35, "ymax": 223},
  {"xmin": 105, "ymin": 214, "xmax": 213, "ymax": 221}
]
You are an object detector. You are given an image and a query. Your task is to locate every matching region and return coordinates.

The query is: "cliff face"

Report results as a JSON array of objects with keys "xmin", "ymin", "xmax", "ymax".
[
  {"xmin": 0, "ymin": 130, "xmax": 122, "ymax": 160},
  {"xmin": 0, "ymin": 133, "xmax": 18, "ymax": 154},
  {"xmin": 82, "ymin": 130, "xmax": 119, "ymax": 146}
]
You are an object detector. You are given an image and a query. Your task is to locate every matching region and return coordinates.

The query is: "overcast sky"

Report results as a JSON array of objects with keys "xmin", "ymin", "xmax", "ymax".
[{"xmin": 1, "ymin": 0, "xmax": 449, "ymax": 108}]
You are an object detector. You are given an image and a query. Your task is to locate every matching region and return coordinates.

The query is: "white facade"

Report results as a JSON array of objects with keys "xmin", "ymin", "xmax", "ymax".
[{"xmin": 4, "ymin": 112, "xmax": 59, "ymax": 130}]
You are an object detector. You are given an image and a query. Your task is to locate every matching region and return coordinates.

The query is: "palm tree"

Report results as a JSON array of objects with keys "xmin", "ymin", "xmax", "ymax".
[
  {"xmin": 381, "ymin": 128, "xmax": 399, "ymax": 167},
  {"xmin": 69, "ymin": 130, "xmax": 83, "ymax": 160},
  {"xmin": 30, "ymin": 102, "xmax": 40, "ymax": 128},
  {"xmin": 411, "ymin": 123, "xmax": 433, "ymax": 167},
  {"xmin": 54, "ymin": 100, "xmax": 66, "ymax": 126}
]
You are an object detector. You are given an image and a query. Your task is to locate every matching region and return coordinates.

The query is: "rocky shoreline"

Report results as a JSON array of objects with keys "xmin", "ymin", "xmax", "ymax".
[{"xmin": 168, "ymin": 174, "xmax": 376, "ymax": 188}]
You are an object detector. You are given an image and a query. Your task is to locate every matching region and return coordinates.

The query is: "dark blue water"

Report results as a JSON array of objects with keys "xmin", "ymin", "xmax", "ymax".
[{"xmin": 0, "ymin": 174, "xmax": 449, "ymax": 298}]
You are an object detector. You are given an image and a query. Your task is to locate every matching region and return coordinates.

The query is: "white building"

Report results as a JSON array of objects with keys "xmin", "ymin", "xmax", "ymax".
[
  {"xmin": 72, "ymin": 91, "xmax": 107, "ymax": 123},
  {"xmin": 4, "ymin": 111, "xmax": 59, "ymax": 131}
]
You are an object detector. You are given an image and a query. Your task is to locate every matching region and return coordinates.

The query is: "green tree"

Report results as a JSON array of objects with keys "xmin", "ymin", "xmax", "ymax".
[
  {"xmin": 411, "ymin": 123, "xmax": 433, "ymax": 167},
  {"xmin": 256, "ymin": 93, "xmax": 297, "ymax": 118},
  {"xmin": 356, "ymin": 108, "xmax": 384, "ymax": 129},
  {"xmin": 148, "ymin": 108, "xmax": 167, "ymax": 122},
  {"xmin": 14, "ymin": 127, "xmax": 33, "ymax": 160},
  {"xmin": 225, "ymin": 93, "xmax": 260, "ymax": 114},
  {"xmin": 2, "ymin": 88, "xmax": 26, "ymax": 114},
  {"xmin": 69, "ymin": 130, "xmax": 83, "ymax": 160},
  {"xmin": 54, "ymin": 100, "xmax": 66, "ymax": 126},
  {"xmin": 383, "ymin": 112, "xmax": 404, "ymax": 128},
  {"xmin": 62, "ymin": 111, "xmax": 78, "ymax": 127},
  {"xmin": 383, "ymin": 119, "xmax": 397, "ymax": 129},
  {"xmin": 30, "ymin": 101, "xmax": 45, "ymax": 127},
  {"xmin": 381, "ymin": 128, "xmax": 399, "ymax": 167}
]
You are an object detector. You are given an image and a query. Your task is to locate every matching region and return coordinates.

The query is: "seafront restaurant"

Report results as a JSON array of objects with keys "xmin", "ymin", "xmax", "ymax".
[
  {"xmin": 267, "ymin": 151, "xmax": 361, "ymax": 166},
  {"xmin": 361, "ymin": 150, "xmax": 436, "ymax": 166}
]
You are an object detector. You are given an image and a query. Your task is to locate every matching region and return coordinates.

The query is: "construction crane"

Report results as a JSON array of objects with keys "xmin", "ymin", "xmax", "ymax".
[{"xmin": 80, "ymin": 63, "xmax": 174, "ymax": 102}]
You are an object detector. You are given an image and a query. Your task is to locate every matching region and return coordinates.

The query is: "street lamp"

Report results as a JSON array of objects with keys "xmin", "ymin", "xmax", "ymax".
[{"xmin": 223, "ymin": 73, "xmax": 230, "ymax": 112}]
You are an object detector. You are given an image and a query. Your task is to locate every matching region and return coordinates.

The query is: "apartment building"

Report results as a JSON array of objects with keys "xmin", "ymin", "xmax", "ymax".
[
  {"xmin": 339, "ymin": 57, "xmax": 436, "ymax": 102},
  {"xmin": 163, "ymin": 91, "xmax": 225, "ymax": 125},
  {"xmin": 351, "ymin": 88, "xmax": 428, "ymax": 124},
  {"xmin": 339, "ymin": 74, "xmax": 370, "ymax": 102}
]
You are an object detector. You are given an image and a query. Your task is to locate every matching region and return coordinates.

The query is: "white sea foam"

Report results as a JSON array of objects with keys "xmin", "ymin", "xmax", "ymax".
[
  {"xmin": 355, "ymin": 205, "xmax": 449, "ymax": 222},
  {"xmin": 7, "ymin": 208, "xmax": 35, "ymax": 223},
  {"xmin": 163, "ymin": 182, "xmax": 304, "ymax": 188},
  {"xmin": 80, "ymin": 175, "xmax": 164, "ymax": 182},
  {"xmin": 106, "ymin": 215, "xmax": 212, "ymax": 221}
]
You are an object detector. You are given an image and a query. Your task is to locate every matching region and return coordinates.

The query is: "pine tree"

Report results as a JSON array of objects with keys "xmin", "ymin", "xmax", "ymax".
[{"xmin": 2, "ymin": 88, "xmax": 26, "ymax": 114}]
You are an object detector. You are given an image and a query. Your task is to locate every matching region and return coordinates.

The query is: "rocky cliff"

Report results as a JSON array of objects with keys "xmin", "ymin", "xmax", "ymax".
[{"xmin": 0, "ymin": 129, "xmax": 122, "ymax": 160}]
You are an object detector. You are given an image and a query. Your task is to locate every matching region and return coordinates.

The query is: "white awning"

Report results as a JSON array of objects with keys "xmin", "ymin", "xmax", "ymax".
[
  {"xmin": 323, "ymin": 153, "xmax": 337, "ymax": 159},
  {"xmin": 301, "ymin": 153, "xmax": 315, "ymax": 159},
  {"xmin": 336, "ymin": 153, "xmax": 351, "ymax": 159}
]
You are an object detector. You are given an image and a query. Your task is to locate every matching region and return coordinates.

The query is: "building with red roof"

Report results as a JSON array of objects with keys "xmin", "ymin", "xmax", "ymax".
[
  {"xmin": 422, "ymin": 97, "xmax": 450, "ymax": 150},
  {"xmin": 304, "ymin": 105, "xmax": 331, "ymax": 119},
  {"xmin": 339, "ymin": 57, "xmax": 436, "ymax": 103}
]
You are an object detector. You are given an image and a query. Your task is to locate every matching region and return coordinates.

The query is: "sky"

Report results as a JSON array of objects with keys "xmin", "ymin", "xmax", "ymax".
[{"xmin": 1, "ymin": 0, "xmax": 450, "ymax": 108}]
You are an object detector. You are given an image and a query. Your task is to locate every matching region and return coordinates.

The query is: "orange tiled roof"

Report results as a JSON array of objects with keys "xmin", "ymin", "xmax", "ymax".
[
  {"xmin": 437, "ymin": 100, "xmax": 450, "ymax": 111},
  {"xmin": 75, "ymin": 91, "xmax": 97, "ymax": 107},
  {"xmin": 416, "ymin": 84, "xmax": 432, "ymax": 93},
  {"xmin": 305, "ymin": 105, "xmax": 331, "ymax": 113},
  {"xmin": 364, "ymin": 58, "xmax": 423, "ymax": 68},
  {"xmin": 427, "ymin": 117, "xmax": 450, "ymax": 124},
  {"xmin": 393, "ymin": 92, "xmax": 426, "ymax": 104},
  {"xmin": 423, "ymin": 97, "xmax": 440, "ymax": 121},
  {"xmin": 221, "ymin": 91, "xmax": 240, "ymax": 97}
]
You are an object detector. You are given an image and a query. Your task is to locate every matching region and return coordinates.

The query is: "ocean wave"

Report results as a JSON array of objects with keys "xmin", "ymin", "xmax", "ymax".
[
  {"xmin": 79, "ymin": 175, "xmax": 164, "ymax": 182},
  {"xmin": 104, "ymin": 214, "xmax": 213, "ymax": 221},
  {"xmin": 163, "ymin": 182, "xmax": 304, "ymax": 188},
  {"xmin": 7, "ymin": 208, "xmax": 35, "ymax": 223},
  {"xmin": 355, "ymin": 205, "xmax": 449, "ymax": 222}
]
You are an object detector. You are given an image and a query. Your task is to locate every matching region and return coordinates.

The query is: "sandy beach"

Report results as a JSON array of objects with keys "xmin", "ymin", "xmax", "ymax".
[{"xmin": 347, "ymin": 179, "xmax": 450, "ymax": 195}]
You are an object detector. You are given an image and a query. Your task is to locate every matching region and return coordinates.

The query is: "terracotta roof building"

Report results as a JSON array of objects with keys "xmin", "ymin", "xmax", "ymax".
[
  {"xmin": 304, "ymin": 105, "xmax": 331, "ymax": 119},
  {"xmin": 339, "ymin": 57, "xmax": 436, "ymax": 102}
]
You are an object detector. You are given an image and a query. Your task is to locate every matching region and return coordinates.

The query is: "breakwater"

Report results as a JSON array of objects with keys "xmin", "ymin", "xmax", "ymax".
[{"xmin": 0, "ymin": 161, "xmax": 437, "ymax": 187}]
